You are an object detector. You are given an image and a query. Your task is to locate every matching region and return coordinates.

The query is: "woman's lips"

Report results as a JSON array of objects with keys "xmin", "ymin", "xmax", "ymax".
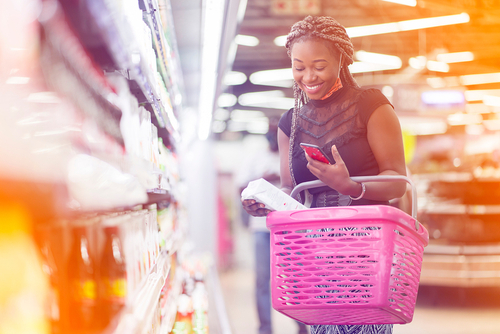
[{"xmin": 302, "ymin": 82, "xmax": 324, "ymax": 94}]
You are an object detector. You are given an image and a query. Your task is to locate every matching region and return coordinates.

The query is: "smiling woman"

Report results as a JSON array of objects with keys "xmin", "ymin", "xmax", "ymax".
[{"xmin": 241, "ymin": 15, "xmax": 408, "ymax": 334}]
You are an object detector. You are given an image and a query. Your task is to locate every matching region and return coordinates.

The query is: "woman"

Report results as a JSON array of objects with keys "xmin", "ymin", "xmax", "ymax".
[{"xmin": 242, "ymin": 16, "xmax": 407, "ymax": 334}]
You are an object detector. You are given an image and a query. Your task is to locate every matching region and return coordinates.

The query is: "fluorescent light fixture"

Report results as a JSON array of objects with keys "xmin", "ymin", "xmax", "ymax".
[
  {"xmin": 436, "ymin": 51, "xmax": 474, "ymax": 63},
  {"xmin": 273, "ymin": 13, "xmax": 470, "ymax": 46},
  {"xmin": 238, "ymin": 90, "xmax": 294, "ymax": 110},
  {"xmin": 409, "ymin": 56, "xmax": 427, "ymax": 70},
  {"xmin": 198, "ymin": 0, "xmax": 227, "ymax": 140},
  {"xmin": 214, "ymin": 108, "xmax": 230, "ymax": 121},
  {"xmin": 27, "ymin": 92, "xmax": 61, "ymax": 103},
  {"xmin": 231, "ymin": 109, "xmax": 266, "ymax": 121},
  {"xmin": 6, "ymin": 76, "xmax": 30, "ymax": 84},
  {"xmin": 217, "ymin": 93, "xmax": 237, "ymax": 108},
  {"xmin": 427, "ymin": 76, "xmax": 460, "ymax": 88},
  {"xmin": 399, "ymin": 116, "xmax": 447, "ymax": 135},
  {"xmin": 348, "ymin": 61, "xmax": 402, "ymax": 73},
  {"xmin": 250, "ymin": 68, "xmax": 294, "ymax": 88},
  {"xmin": 483, "ymin": 95, "xmax": 500, "ymax": 107},
  {"xmin": 465, "ymin": 103, "xmax": 490, "ymax": 114},
  {"xmin": 347, "ymin": 13, "xmax": 469, "ymax": 38},
  {"xmin": 223, "ymin": 71, "xmax": 247, "ymax": 85},
  {"xmin": 235, "ymin": 34, "xmax": 259, "ymax": 47},
  {"xmin": 250, "ymin": 60, "xmax": 403, "ymax": 88},
  {"xmin": 382, "ymin": 86, "xmax": 394, "ymax": 98},
  {"xmin": 212, "ymin": 120, "xmax": 227, "ymax": 133},
  {"xmin": 483, "ymin": 120, "xmax": 500, "ymax": 131},
  {"xmin": 228, "ymin": 109, "xmax": 270, "ymax": 134},
  {"xmin": 355, "ymin": 51, "xmax": 402, "ymax": 67},
  {"xmin": 274, "ymin": 35, "xmax": 287, "ymax": 47},
  {"xmin": 382, "ymin": 0, "xmax": 417, "ymax": 6},
  {"xmin": 421, "ymin": 90, "xmax": 465, "ymax": 105},
  {"xmin": 464, "ymin": 89, "xmax": 500, "ymax": 102},
  {"xmin": 447, "ymin": 112, "xmax": 482, "ymax": 126},
  {"xmin": 460, "ymin": 72, "xmax": 500, "ymax": 86},
  {"xmin": 426, "ymin": 60, "xmax": 450, "ymax": 73}
]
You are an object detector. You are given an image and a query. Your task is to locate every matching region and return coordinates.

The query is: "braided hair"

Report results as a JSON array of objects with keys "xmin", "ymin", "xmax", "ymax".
[{"xmin": 285, "ymin": 16, "xmax": 359, "ymax": 196}]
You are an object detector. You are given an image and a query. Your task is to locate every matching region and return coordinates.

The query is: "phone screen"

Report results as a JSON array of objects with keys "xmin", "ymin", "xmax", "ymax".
[{"xmin": 300, "ymin": 143, "xmax": 334, "ymax": 164}]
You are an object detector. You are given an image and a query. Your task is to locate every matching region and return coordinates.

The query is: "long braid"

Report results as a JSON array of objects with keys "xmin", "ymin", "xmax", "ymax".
[{"xmin": 285, "ymin": 16, "xmax": 359, "ymax": 196}]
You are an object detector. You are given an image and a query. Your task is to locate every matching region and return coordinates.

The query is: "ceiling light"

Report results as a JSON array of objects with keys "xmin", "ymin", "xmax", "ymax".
[
  {"xmin": 436, "ymin": 51, "xmax": 474, "ymax": 63},
  {"xmin": 231, "ymin": 109, "xmax": 266, "ymax": 121},
  {"xmin": 274, "ymin": 35, "xmax": 287, "ymax": 47},
  {"xmin": 235, "ymin": 34, "xmax": 259, "ymax": 47},
  {"xmin": 382, "ymin": 0, "xmax": 417, "ymax": 6},
  {"xmin": 249, "ymin": 68, "xmax": 293, "ymax": 87},
  {"xmin": 382, "ymin": 86, "xmax": 394, "ymax": 98},
  {"xmin": 426, "ymin": 60, "xmax": 450, "ymax": 73},
  {"xmin": 217, "ymin": 93, "xmax": 237, "ymax": 108},
  {"xmin": 421, "ymin": 90, "xmax": 464, "ymax": 105},
  {"xmin": 465, "ymin": 103, "xmax": 490, "ymax": 114},
  {"xmin": 355, "ymin": 51, "xmax": 402, "ymax": 67},
  {"xmin": 409, "ymin": 56, "xmax": 427, "ymax": 70},
  {"xmin": 483, "ymin": 95, "xmax": 500, "ymax": 107},
  {"xmin": 27, "ymin": 92, "xmax": 61, "ymax": 103},
  {"xmin": 198, "ymin": 0, "xmax": 227, "ymax": 141},
  {"xmin": 212, "ymin": 120, "xmax": 227, "ymax": 133},
  {"xmin": 483, "ymin": 120, "xmax": 500, "ymax": 131},
  {"xmin": 6, "ymin": 76, "xmax": 30, "ymax": 84},
  {"xmin": 464, "ymin": 89, "xmax": 500, "ymax": 102},
  {"xmin": 447, "ymin": 112, "xmax": 482, "ymax": 126},
  {"xmin": 348, "ymin": 61, "xmax": 402, "ymax": 73},
  {"xmin": 399, "ymin": 116, "xmax": 448, "ymax": 135},
  {"xmin": 238, "ymin": 90, "xmax": 294, "ymax": 110},
  {"xmin": 460, "ymin": 72, "xmax": 500, "ymax": 86},
  {"xmin": 427, "ymin": 76, "xmax": 460, "ymax": 88},
  {"xmin": 273, "ymin": 13, "xmax": 470, "ymax": 46},
  {"xmin": 214, "ymin": 108, "xmax": 230, "ymax": 121},
  {"xmin": 223, "ymin": 71, "xmax": 247, "ymax": 85},
  {"xmin": 347, "ymin": 13, "xmax": 469, "ymax": 38}
]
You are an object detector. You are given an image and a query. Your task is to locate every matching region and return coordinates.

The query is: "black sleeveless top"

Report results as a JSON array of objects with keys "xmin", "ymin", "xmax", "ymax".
[{"xmin": 279, "ymin": 86, "xmax": 392, "ymax": 207}]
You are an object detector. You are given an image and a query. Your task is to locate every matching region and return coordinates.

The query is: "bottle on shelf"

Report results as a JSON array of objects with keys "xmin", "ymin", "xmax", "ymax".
[
  {"xmin": 67, "ymin": 224, "xmax": 97, "ymax": 332},
  {"xmin": 39, "ymin": 237, "xmax": 61, "ymax": 334},
  {"xmin": 99, "ymin": 221, "xmax": 127, "ymax": 326}
]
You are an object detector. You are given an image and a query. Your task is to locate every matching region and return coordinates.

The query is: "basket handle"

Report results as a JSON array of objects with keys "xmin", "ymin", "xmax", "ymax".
[{"xmin": 290, "ymin": 175, "xmax": 418, "ymax": 228}]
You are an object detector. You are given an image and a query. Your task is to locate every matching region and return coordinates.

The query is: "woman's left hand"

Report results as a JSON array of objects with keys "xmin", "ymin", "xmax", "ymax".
[{"xmin": 304, "ymin": 145, "xmax": 355, "ymax": 195}]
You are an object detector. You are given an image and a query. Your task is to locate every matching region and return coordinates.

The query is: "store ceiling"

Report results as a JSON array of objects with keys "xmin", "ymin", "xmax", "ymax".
[{"xmin": 172, "ymin": 0, "xmax": 500, "ymax": 134}]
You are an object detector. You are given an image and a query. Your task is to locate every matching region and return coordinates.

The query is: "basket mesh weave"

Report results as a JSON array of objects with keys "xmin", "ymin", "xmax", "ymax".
[{"xmin": 267, "ymin": 206, "xmax": 428, "ymax": 325}]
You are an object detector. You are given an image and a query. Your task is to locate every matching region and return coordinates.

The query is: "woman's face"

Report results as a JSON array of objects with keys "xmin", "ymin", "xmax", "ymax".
[{"xmin": 291, "ymin": 39, "xmax": 340, "ymax": 100}]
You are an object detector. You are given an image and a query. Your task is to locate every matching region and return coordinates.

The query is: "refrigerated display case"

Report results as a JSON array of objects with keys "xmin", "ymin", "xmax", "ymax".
[
  {"xmin": 0, "ymin": 1, "xmax": 227, "ymax": 333},
  {"xmin": 412, "ymin": 138, "xmax": 500, "ymax": 287}
]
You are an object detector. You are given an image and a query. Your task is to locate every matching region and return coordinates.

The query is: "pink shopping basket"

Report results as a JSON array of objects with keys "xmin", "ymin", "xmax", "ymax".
[{"xmin": 266, "ymin": 176, "xmax": 429, "ymax": 325}]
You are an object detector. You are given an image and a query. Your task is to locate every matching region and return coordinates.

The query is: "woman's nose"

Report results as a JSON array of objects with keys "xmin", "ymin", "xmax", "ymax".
[{"xmin": 304, "ymin": 69, "xmax": 316, "ymax": 82}]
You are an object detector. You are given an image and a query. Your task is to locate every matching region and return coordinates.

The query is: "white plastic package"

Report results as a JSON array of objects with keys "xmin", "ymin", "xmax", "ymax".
[{"xmin": 241, "ymin": 178, "xmax": 306, "ymax": 211}]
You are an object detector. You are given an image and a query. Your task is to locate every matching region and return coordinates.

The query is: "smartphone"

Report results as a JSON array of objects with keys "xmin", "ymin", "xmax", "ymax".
[{"xmin": 300, "ymin": 143, "xmax": 334, "ymax": 164}]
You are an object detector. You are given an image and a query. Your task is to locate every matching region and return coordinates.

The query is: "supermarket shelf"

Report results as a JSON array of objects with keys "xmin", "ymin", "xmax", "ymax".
[
  {"xmin": 39, "ymin": 1, "xmax": 124, "ymax": 144},
  {"xmin": 105, "ymin": 252, "xmax": 171, "ymax": 334},
  {"xmin": 159, "ymin": 269, "xmax": 184, "ymax": 334},
  {"xmin": 85, "ymin": 0, "xmax": 180, "ymax": 142}
]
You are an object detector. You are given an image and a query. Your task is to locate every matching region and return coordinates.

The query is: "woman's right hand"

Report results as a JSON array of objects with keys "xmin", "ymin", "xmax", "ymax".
[{"xmin": 241, "ymin": 199, "xmax": 272, "ymax": 217}]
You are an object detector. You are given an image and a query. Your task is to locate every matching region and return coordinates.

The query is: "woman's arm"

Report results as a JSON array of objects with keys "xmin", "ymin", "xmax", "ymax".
[{"xmin": 362, "ymin": 103, "xmax": 407, "ymax": 200}]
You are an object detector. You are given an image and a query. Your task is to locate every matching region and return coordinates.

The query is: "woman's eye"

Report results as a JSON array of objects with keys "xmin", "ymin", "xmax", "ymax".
[
  {"xmin": 316, "ymin": 68, "xmax": 325, "ymax": 71},
  {"xmin": 294, "ymin": 68, "xmax": 304, "ymax": 71}
]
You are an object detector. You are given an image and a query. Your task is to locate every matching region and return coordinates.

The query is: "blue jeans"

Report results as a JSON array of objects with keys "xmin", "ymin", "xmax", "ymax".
[
  {"xmin": 255, "ymin": 231, "xmax": 272, "ymax": 334},
  {"xmin": 254, "ymin": 231, "xmax": 308, "ymax": 334}
]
